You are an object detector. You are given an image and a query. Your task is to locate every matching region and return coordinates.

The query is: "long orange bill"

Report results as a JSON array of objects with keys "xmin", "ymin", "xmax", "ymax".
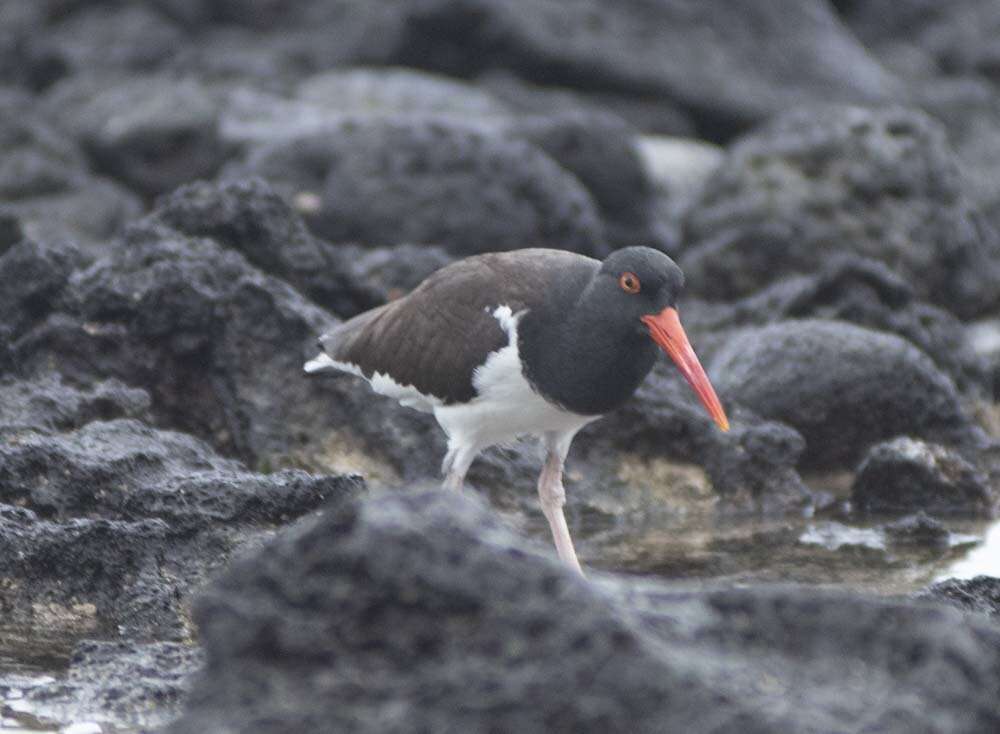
[{"xmin": 640, "ymin": 307, "xmax": 730, "ymax": 432}]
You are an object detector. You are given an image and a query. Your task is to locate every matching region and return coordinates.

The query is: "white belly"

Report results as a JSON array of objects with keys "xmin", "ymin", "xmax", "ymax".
[
  {"xmin": 307, "ymin": 305, "xmax": 599, "ymax": 449},
  {"xmin": 434, "ymin": 305, "xmax": 597, "ymax": 450}
]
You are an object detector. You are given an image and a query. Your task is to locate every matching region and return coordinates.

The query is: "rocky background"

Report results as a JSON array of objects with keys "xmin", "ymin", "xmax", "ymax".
[{"xmin": 2, "ymin": 1, "xmax": 1000, "ymax": 732}]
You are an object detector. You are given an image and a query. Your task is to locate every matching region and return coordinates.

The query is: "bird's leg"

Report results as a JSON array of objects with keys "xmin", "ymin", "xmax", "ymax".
[
  {"xmin": 537, "ymin": 432, "xmax": 584, "ymax": 576},
  {"xmin": 441, "ymin": 441, "xmax": 478, "ymax": 491}
]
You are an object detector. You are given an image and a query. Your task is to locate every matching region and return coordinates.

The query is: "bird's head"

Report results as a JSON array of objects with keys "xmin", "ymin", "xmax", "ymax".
[{"xmin": 595, "ymin": 247, "xmax": 729, "ymax": 431}]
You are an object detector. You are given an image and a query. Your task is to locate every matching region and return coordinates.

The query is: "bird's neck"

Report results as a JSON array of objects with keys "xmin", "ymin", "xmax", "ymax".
[{"xmin": 518, "ymin": 302, "xmax": 658, "ymax": 416}]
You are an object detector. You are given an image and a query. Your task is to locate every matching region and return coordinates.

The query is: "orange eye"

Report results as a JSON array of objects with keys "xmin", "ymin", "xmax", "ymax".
[{"xmin": 619, "ymin": 272, "xmax": 641, "ymax": 294}]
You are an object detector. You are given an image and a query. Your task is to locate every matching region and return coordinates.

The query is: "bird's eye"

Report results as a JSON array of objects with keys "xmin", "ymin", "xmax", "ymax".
[{"xmin": 618, "ymin": 272, "xmax": 641, "ymax": 294}]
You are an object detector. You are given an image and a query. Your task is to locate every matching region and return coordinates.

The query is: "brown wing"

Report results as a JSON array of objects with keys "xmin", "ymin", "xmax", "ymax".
[{"xmin": 319, "ymin": 249, "xmax": 598, "ymax": 404}]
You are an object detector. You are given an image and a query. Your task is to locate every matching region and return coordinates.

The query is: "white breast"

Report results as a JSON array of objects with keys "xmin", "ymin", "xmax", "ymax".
[{"xmin": 432, "ymin": 305, "xmax": 597, "ymax": 450}]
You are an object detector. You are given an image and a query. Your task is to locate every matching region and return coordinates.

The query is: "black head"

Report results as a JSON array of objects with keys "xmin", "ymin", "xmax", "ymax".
[
  {"xmin": 569, "ymin": 246, "xmax": 728, "ymax": 428},
  {"xmin": 584, "ymin": 247, "xmax": 686, "ymax": 336}
]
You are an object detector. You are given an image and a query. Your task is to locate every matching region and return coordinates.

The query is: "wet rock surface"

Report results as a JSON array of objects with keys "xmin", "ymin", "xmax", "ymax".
[
  {"xmin": 0, "ymin": 403, "xmax": 362, "ymax": 640},
  {"xmin": 4, "ymin": 641, "xmax": 202, "ymax": 732},
  {"xmin": 168, "ymin": 490, "xmax": 1000, "ymax": 734},
  {"xmin": 2, "ymin": 2, "xmax": 1000, "ymax": 732},
  {"xmin": 917, "ymin": 575, "xmax": 1000, "ymax": 620},
  {"xmin": 853, "ymin": 437, "xmax": 995, "ymax": 516}
]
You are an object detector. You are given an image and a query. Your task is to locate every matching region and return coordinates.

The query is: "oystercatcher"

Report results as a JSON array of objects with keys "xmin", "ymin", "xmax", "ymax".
[{"xmin": 305, "ymin": 247, "xmax": 729, "ymax": 574}]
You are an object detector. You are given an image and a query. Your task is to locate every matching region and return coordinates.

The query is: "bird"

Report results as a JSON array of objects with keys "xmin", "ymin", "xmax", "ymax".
[{"xmin": 305, "ymin": 246, "xmax": 729, "ymax": 574}]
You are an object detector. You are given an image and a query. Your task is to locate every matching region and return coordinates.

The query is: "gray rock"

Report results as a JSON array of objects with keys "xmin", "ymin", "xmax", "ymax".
[
  {"xmin": 913, "ymin": 75, "xmax": 1000, "ymax": 237},
  {"xmin": 683, "ymin": 105, "xmax": 1000, "ymax": 318},
  {"xmin": 0, "ymin": 373, "xmax": 151, "ymax": 434},
  {"xmin": 0, "ymin": 231, "xmax": 439, "ymax": 475},
  {"xmin": 853, "ymin": 437, "xmax": 994, "ymax": 516},
  {"xmin": 582, "ymin": 364, "xmax": 810, "ymax": 509},
  {"xmin": 297, "ymin": 66, "xmax": 509, "ymax": 120},
  {"xmin": 482, "ymin": 72, "xmax": 695, "ymax": 136},
  {"xmin": 388, "ymin": 0, "xmax": 899, "ymax": 138},
  {"xmin": 917, "ymin": 575, "xmax": 1000, "ymax": 619},
  {"xmin": 506, "ymin": 111, "xmax": 667, "ymax": 250},
  {"xmin": 150, "ymin": 177, "xmax": 383, "ymax": 317},
  {"xmin": 349, "ymin": 243, "xmax": 454, "ymax": 299},
  {"xmin": 169, "ymin": 489, "xmax": 774, "ymax": 734},
  {"xmin": 44, "ymin": 73, "xmax": 232, "ymax": 197},
  {"xmin": 45, "ymin": 4, "xmax": 188, "ymax": 76},
  {"xmin": 219, "ymin": 67, "xmax": 510, "ymax": 147},
  {"xmin": 0, "ymin": 503, "xmax": 176, "ymax": 638},
  {"xmin": 0, "ymin": 417, "xmax": 356, "ymax": 524},
  {"xmin": 167, "ymin": 488, "xmax": 1000, "ymax": 734},
  {"xmin": 689, "ymin": 256, "xmax": 989, "ymax": 395},
  {"xmin": 710, "ymin": 320, "xmax": 976, "ymax": 470},
  {"xmin": 844, "ymin": 0, "xmax": 1000, "ymax": 85},
  {"xmin": 0, "ymin": 93, "xmax": 141, "ymax": 245},
  {"xmin": 0, "ymin": 210, "xmax": 22, "ymax": 250},
  {"xmin": 0, "ymin": 237, "xmax": 86, "ymax": 340},
  {"xmin": 881, "ymin": 512, "xmax": 951, "ymax": 548},
  {"xmin": 230, "ymin": 117, "xmax": 607, "ymax": 256},
  {"xmin": 8, "ymin": 640, "xmax": 202, "ymax": 732},
  {"xmin": 0, "ymin": 407, "xmax": 361, "ymax": 640},
  {"xmin": 0, "ymin": 3, "xmax": 69, "ymax": 91}
]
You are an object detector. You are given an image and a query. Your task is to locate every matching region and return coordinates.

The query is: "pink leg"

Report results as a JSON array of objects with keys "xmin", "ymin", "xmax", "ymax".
[{"xmin": 537, "ymin": 433, "xmax": 583, "ymax": 575}]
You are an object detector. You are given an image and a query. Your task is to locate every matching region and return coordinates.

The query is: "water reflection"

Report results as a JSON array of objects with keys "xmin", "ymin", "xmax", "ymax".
[{"xmin": 938, "ymin": 519, "xmax": 1000, "ymax": 580}]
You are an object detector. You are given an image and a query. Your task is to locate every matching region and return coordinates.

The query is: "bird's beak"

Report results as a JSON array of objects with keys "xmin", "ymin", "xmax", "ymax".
[{"xmin": 641, "ymin": 307, "xmax": 730, "ymax": 432}]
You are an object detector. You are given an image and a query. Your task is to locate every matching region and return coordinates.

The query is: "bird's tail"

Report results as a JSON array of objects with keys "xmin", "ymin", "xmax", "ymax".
[{"xmin": 303, "ymin": 352, "xmax": 339, "ymax": 374}]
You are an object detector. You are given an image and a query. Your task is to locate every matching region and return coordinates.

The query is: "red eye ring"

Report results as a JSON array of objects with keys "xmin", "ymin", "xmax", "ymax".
[{"xmin": 619, "ymin": 272, "xmax": 641, "ymax": 294}]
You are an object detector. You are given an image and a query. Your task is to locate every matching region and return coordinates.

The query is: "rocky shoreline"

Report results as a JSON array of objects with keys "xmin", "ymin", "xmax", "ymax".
[{"xmin": 2, "ymin": 1, "xmax": 1000, "ymax": 732}]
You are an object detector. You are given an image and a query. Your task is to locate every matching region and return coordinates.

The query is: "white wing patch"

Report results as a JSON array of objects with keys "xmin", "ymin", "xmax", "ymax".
[
  {"xmin": 303, "ymin": 351, "xmax": 442, "ymax": 413},
  {"xmin": 435, "ymin": 305, "xmax": 596, "ymax": 451},
  {"xmin": 305, "ymin": 304, "xmax": 596, "ymax": 442}
]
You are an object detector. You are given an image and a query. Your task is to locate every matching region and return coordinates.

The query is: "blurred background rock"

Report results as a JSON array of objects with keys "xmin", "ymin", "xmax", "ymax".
[{"xmin": 2, "ymin": 2, "xmax": 1000, "ymax": 732}]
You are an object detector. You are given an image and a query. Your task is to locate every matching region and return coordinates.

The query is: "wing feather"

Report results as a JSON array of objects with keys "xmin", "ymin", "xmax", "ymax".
[{"xmin": 318, "ymin": 250, "xmax": 598, "ymax": 404}]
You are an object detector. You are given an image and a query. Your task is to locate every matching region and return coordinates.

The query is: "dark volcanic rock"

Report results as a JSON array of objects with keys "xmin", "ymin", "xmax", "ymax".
[
  {"xmin": 150, "ymin": 177, "xmax": 383, "ymax": 317},
  {"xmin": 168, "ymin": 488, "xmax": 1000, "ymax": 734},
  {"xmin": 844, "ymin": 0, "xmax": 1000, "ymax": 84},
  {"xmin": 0, "ymin": 92, "xmax": 141, "ymax": 245},
  {"xmin": 1, "ymin": 231, "xmax": 438, "ymax": 475},
  {"xmin": 0, "ymin": 237, "xmax": 86, "ymax": 340},
  {"xmin": 45, "ymin": 73, "xmax": 231, "ymax": 197},
  {"xmin": 219, "ymin": 67, "xmax": 510, "ymax": 148},
  {"xmin": 45, "ymin": 4, "xmax": 188, "ymax": 76},
  {"xmin": 710, "ymin": 320, "xmax": 977, "ymax": 470},
  {"xmin": 683, "ymin": 105, "xmax": 1000, "ymax": 318},
  {"xmin": 389, "ymin": 0, "xmax": 898, "ymax": 139},
  {"xmin": 881, "ymin": 512, "xmax": 951, "ymax": 548},
  {"xmin": 689, "ymin": 256, "xmax": 989, "ymax": 394},
  {"xmin": 917, "ymin": 576, "xmax": 1000, "ymax": 619},
  {"xmin": 11, "ymin": 640, "xmax": 202, "ymax": 732},
  {"xmin": 0, "ymin": 413, "xmax": 362, "ymax": 638},
  {"xmin": 349, "ymin": 243, "xmax": 454, "ymax": 299},
  {"xmin": 169, "ymin": 489, "xmax": 772, "ymax": 734},
  {"xmin": 482, "ymin": 72, "xmax": 695, "ymax": 136},
  {"xmin": 913, "ymin": 77, "xmax": 1000, "ymax": 235},
  {"xmin": 4, "ymin": 230, "xmax": 329, "ymax": 463},
  {"xmin": 231, "ymin": 118, "xmax": 607, "ymax": 256},
  {"xmin": 297, "ymin": 66, "xmax": 509, "ymax": 121},
  {"xmin": 581, "ymin": 365, "xmax": 810, "ymax": 509},
  {"xmin": 0, "ymin": 373, "xmax": 151, "ymax": 434},
  {"xmin": 506, "ymin": 111, "xmax": 667, "ymax": 250},
  {"xmin": 853, "ymin": 437, "xmax": 994, "ymax": 516},
  {"xmin": 0, "ymin": 417, "xmax": 356, "ymax": 525}
]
